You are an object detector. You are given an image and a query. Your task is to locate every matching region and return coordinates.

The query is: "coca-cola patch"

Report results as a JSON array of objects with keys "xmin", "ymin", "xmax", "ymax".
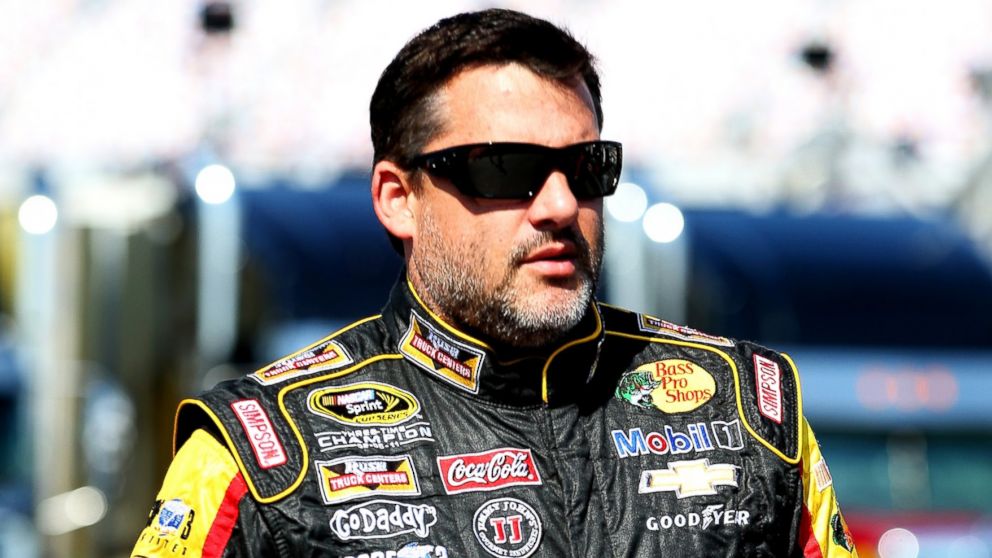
[{"xmin": 437, "ymin": 448, "xmax": 542, "ymax": 495}]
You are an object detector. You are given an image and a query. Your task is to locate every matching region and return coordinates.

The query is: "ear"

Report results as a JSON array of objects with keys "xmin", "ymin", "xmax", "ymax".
[{"xmin": 371, "ymin": 160, "xmax": 418, "ymax": 247}]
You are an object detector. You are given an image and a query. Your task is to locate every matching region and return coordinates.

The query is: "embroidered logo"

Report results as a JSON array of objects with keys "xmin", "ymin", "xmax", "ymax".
[
  {"xmin": 230, "ymin": 399, "xmax": 287, "ymax": 469},
  {"xmin": 400, "ymin": 311, "xmax": 484, "ymax": 393},
  {"xmin": 315, "ymin": 455, "xmax": 420, "ymax": 505},
  {"xmin": 308, "ymin": 382, "xmax": 420, "ymax": 426},
  {"xmin": 616, "ymin": 359, "xmax": 716, "ymax": 413},
  {"xmin": 252, "ymin": 339, "xmax": 352, "ymax": 385},
  {"xmin": 812, "ymin": 458, "xmax": 833, "ymax": 492},
  {"xmin": 753, "ymin": 354, "xmax": 783, "ymax": 424},
  {"xmin": 438, "ymin": 448, "xmax": 542, "ymax": 494},
  {"xmin": 328, "ymin": 499, "xmax": 437, "ymax": 540},
  {"xmin": 473, "ymin": 498, "xmax": 543, "ymax": 558},
  {"xmin": 637, "ymin": 314, "xmax": 733, "ymax": 347},
  {"xmin": 638, "ymin": 459, "xmax": 739, "ymax": 498}
]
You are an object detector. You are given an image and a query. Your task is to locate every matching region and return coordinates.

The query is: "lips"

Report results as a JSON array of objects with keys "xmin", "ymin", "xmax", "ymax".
[
  {"xmin": 522, "ymin": 242, "xmax": 577, "ymax": 263},
  {"xmin": 520, "ymin": 242, "xmax": 579, "ymax": 277}
]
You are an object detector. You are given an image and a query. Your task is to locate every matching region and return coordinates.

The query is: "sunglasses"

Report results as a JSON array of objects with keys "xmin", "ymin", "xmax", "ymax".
[{"xmin": 409, "ymin": 140, "xmax": 623, "ymax": 200}]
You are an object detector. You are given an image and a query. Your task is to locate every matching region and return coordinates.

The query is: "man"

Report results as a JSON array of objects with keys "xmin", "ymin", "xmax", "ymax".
[{"xmin": 133, "ymin": 9, "xmax": 857, "ymax": 558}]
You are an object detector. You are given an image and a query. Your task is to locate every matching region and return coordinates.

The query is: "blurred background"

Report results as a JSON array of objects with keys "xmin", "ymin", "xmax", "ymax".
[{"xmin": 2, "ymin": 0, "xmax": 992, "ymax": 556}]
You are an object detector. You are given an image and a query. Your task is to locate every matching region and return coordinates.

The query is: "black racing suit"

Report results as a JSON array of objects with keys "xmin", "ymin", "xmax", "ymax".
[{"xmin": 132, "ymin": 277, "xmax": 857, "ymax": 558}]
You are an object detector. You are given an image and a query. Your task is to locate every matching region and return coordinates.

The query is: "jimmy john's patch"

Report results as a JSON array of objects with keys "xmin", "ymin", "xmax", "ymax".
[
  {"xmin": 308, "ymin": 382, "xmax": 420, "ymax": 426},
  {"xmin": 400, "ymin": 311, "xmax": 484, "ymax": 393},
  {"xmin": 252, "ymin": 339, "xmax": 352, "ymax": 385},
  {"xmin": 315, "ymin": 455, "xmax": 420, "ymax": 505},
  {"xmin": 616, "ymin": 359, "xmax": 716, "ymax": 413},
  {"xmin": 637, "ymin": 314, "xmax": 733, "ymax": 347}
]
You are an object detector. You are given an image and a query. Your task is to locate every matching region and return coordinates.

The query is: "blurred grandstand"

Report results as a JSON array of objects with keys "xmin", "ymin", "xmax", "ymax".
[{"xmin": 1, "ymin": 1, "xmax": 992, "ymax": 556}]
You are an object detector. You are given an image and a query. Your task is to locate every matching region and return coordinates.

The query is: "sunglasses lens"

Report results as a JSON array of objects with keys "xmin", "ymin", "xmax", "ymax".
[
  {"xmin": 418, "ymin": 141, "xmax": 622, "ymax": 200},
  {"xmin": 461, "ymin": 147, "xmax": 551, "ymax": 199},
  {"xmin": 569, "ymin": 143, "xmax": 621, "ymax": 199}
]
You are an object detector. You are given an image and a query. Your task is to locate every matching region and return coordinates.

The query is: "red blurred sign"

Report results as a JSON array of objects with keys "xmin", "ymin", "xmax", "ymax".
[{"xmin": 856, "ymin": 367, "xmax": 958, "ymax": 411}]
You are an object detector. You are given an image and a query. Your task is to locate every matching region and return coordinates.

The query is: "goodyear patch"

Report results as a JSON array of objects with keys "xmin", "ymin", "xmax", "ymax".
[
  {"xmin": 400, "ymin": 311, "xmax": 484, "ymax": 393},
  {"xmin": 252, "ymin": 339, "xmax": 352, "ymax": 385},
  {"xmin": 316, "ymin": 455, "xmax": 421, "ymax": 505},
  {"xmin": 616, "ymin": 359, "xmax": 716, "ymax": 413},
  {"xmin": 308, "ymin": 382, "xmax": 420, "ymax": 426},
  {"xmin": 637, "ymin": 314, "xmax": 733, "ymax": 347}
]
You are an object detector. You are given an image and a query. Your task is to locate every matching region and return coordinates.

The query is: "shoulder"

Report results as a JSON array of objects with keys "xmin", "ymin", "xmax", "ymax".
[
  {"xmin": 597, "ymin": 301, "xmax": 804, "ymax": 464},
  {"xmin": 597, "ymin": 302, "xmax": 736, "ymax": 348},
  {"xmin": 174, "ymin": 313, "xmax": 394, "ymax": 503}
]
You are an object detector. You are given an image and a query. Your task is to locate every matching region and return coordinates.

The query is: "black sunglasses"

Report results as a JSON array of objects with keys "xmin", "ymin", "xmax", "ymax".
[{"xmin": 409, "ymin": 140, "xmax": 623, "ymax": 200}]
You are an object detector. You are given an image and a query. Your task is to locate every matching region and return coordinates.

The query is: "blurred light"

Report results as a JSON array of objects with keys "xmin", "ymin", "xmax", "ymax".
[
  {"xmin": 37, "ymin": 486, "xmax": 108, "ymax": 536},
  {"xmin": 606, "ymin": 182, "xmax": 648, "ymax": 222},
  {"xmin": 195, "ymin": 164, "xmax": 236, "ymax": 204},
  {"xmin": 18, "ymin": 195, "xmax": 58, "ymax": 235},
  {"xmin": 642, "ymin": 202, "xmax": 685, "ymax": 243},
  {"xmin": 878, "ymin": 527, "xmax": 920, "ymax": 558}
]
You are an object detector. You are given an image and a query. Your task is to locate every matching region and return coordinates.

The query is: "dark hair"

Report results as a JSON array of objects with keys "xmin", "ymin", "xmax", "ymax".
[{"xmin": 369, "ymin": 8, "xmax": 603, "ymax": 168}]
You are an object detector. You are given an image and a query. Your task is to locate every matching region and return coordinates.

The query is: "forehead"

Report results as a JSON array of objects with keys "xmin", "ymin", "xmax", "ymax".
[{"xmin": 427, "ymin": 63, "xmax": 599, "ymax": 150}]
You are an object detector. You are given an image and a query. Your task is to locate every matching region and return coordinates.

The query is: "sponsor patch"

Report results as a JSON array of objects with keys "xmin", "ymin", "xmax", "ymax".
[
  {"xmin": 645, "ymin": 504, "xmax": 750, "ymax": 531},
  {"xmin": 612, "ymin": 419, "xmax": 745, "ymax": 459},
  {"xmin": 309, "ymin": 383, "xmax": 420, "ymax": 426},
  {"xmin": 400, "ymin": 311, "xmax": 484, "ymax": 393},
  {"xmin": 637, "ymin": 314, "xmax": 733, "ymax": 347},
  {"xmin": 638, "ymin": 458, "xmax": 739, "ymax": 498},
  {"xmin": 343, "ymin": 543, "xmax": 450, "ymax": 558},
  {"xmin": 252, "ymin": 339, "xmax": 352, "ymax": 385},
  {"xmin": 473, "ymin": 498, "xmax": 543, "ymax": 558},
  {"xmin": 329, "ymin": 499, "xmax": 437, "ymax": 541},
  {"xmin": 155, "ymin": 499, "xmax": 195, "ymax": 538},
  {"xmin": 831, "ymin": 513, "xmax": 855, "ymax": 552},
  {"xmin": 317, "ymin": 421, "xmax": 433, "ymax": 452},
  {"xmin": 315, "ymin": 455, "xmax": 420, "ymax": 505},
  {"xmin": 753, "ymin": 354, "xmax": 783, "ymax": 424},
  {"xmin": 438, "ymin": 448, "xmax": 542, "ymax": 495},
  {"xmin": 812, "ymin": 458, "xmax": 833, "ymax": 492},
  {"xmin": 616, "ymin": 359, "xmax": 716, "ymax": 413},
  {"xmin": 230, "ymin": 399, "xmax": 288, "ymax": 469}
]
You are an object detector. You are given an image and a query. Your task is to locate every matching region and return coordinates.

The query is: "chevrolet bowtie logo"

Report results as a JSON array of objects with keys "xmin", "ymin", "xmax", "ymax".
[{"xmin": 638, "ymin": 458, "xmax": 739, "ymax": 498}]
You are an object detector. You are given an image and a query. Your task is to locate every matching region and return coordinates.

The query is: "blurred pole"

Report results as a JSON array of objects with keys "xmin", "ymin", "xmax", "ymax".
[
  {"xmin": 604, "ymin": 215, "xmax": 688, "ymax": 323},
  {"xmin": 195, "ymin": 189, "xmax": 240, "ymax": 384},
  {"xmin": 16, "ymin": 206, "xmax": 82, "ymax": 558}
]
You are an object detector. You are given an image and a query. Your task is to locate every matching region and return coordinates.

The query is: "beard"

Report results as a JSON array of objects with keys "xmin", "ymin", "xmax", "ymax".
[{"xmin": 412, "ymin": 208, "xmax": 603, "ymax": 348}]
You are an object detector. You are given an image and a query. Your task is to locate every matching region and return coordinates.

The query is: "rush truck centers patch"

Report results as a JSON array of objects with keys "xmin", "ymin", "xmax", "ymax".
[
  {"xmin": 437, "ymin": 448, "xmax": 542, "ymax": 495},
  {"xmin": 308, "ymin": 382, "xmax": 420, "ymax": 426},
  {"xmin": 400, "ymin": 311, "xmax": 485, "ymax": 393},
  {"xmin": 252, "ymin": 339, "xmax": 352, "ymax": 385},
  {"xmin": 616, "ymin": 359, "xmax": 716, "ymax": 413},
  {"xmin": 315, "ymin": 455, "xmax": 420, "ymax": 505},
  {"xmin": 753, "ymin": 354, "xmax": 783, "ymax": 424}
]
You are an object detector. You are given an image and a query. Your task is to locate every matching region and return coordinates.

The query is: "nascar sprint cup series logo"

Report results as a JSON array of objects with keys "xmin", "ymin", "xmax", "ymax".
[
  {"xmin": 616, "ymin": 359, "xmax": 716, "ymax": 413},
  {"xmin": 473, "ymin": 498, "xmax": 543, "ymax": 558},
  {"xmin": 308, "ymin": 382, "xmax": 420, "ymax": 426}
]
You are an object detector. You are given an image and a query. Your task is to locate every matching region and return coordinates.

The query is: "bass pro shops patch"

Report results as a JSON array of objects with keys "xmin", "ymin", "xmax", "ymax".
[{"xmin": 616, "ymin": 359, "xmax": 716, "ymax": 413}]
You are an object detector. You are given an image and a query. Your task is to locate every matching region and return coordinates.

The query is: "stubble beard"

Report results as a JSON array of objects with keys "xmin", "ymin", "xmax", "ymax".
[{"xmin": 412, "ymin": 210, "xmax": 603, "ymax": 348}]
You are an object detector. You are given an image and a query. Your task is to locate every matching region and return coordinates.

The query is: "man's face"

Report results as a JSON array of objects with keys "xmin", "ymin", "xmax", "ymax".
[{"xmin": 406, "ymin": 63, "xmax": 605, "ymax": 348}]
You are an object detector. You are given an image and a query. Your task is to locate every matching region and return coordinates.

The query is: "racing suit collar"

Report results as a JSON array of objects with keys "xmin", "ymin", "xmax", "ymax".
[{"xmin": 383, "ymin": 273, "xmax": 604, "ymax": 407}]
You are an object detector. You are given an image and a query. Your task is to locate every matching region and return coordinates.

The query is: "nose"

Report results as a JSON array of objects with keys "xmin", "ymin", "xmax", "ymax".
[{"xmin": 526, "ymin": 171, "xmax": 579, "ymax": 230}]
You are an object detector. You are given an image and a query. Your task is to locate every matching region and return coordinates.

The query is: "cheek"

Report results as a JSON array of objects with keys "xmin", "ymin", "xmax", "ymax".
[{"xmin": 577, "ymin": 206, "xmax": 604, "ymax": 240}]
